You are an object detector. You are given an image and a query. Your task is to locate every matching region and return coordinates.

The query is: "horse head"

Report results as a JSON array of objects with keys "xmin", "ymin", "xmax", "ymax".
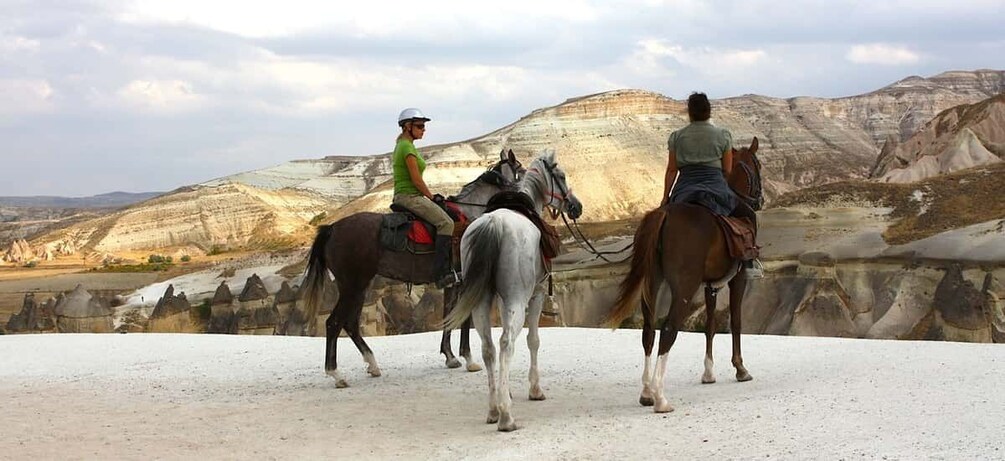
[
  {"xmin": 537, "ymin": 150, "xmax": 583, "ymax": 219},
  {"xmin": 729, "ymin": 137, "xmax": 764, "ymax": 211}
]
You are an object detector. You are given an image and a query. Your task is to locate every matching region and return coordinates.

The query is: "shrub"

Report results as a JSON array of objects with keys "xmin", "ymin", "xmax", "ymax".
[{"xmin": 180, "ymin": 255, "xmax": 191, "ymax": 262}]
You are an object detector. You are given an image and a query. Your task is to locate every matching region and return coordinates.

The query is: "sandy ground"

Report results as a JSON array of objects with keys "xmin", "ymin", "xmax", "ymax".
[{"xmin": 1, "ymin": 329, "xmax": 1003, "ymax": 460}]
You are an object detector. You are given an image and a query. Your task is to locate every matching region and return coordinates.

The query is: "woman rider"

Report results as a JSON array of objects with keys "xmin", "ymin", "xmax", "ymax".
[
  {"xmin": 661, "ymin": 93, "xmax": 763, "ymax": 278},
  {"xmin": 391, "ymin": 108, "xmax": 461, "ymax": 288}
]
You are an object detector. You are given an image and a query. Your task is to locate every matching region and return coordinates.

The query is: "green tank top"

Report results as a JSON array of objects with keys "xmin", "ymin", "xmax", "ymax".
[
  {"xmin": 392, "ymin": 138, "xmax": 425, "ymax": 196},
  {"xmin": 667, "ymin": 121, "xmax": 733, "ymax": 169}
]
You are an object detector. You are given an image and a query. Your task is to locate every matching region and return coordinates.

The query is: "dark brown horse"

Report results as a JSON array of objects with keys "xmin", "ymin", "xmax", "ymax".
[
  {"xmin": 606, "ymin": 137, "xmax": 763, "ymax": 413},
  {"xmin": 302, "ymin": 150, "xmax": 524, "ymax": 388}
]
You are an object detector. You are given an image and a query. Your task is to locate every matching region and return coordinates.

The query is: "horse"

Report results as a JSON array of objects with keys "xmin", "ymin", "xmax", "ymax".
[
  {"xmin": 605, "ymin": 137, "xmax": 763, "ymax": 414},
  {"xmin": 443, "ymin": 149, "xmax": 583, "ymax": 432},
  {"xmin": 301, "ymin": 149, "xmax": 525, "ymax": 388}
]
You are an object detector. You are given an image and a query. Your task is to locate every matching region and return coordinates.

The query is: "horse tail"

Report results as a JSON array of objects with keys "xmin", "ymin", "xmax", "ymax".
[
  {"xmin": 441, "ymin": 216, "xmax": 502, "ymax": 331},
  {"xmin": 302, "ymin": 224, "xmax": 333, "ymax": 327},
  {"xmin": 605, "ymin": 206, "xmax": 667, "ymax": 328}
]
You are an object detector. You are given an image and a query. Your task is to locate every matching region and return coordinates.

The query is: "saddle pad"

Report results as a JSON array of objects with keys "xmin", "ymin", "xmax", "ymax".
[{"xmin": 407, "ymin": 220, "xmax": 434, "ymax": 245}]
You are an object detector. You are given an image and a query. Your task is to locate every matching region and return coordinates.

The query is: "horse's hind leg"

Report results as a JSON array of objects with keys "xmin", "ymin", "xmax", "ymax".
[
  {"xmin": 651, "ymin": 282, "xmax": 695, "ymax": 413},
  {"xmin": 728, "ymin": 277, "xmax": 753, "ymax": 382},
  {"xmin": 325, "ymin": 311, "xmax": 348, "ymax": 388},
  {"xmin": 526, "ymin": 285, "xmax": 546, "ymax": 401},
  {"xmin": 460, "ymin": 316, "xmax": 481, "ymax": 372},
  {"xmin": 495, "ymin": 298, "xmax": 527, "ymax": 432},
  {"xmin": 344, "ymin": 293, "xmax": 381, "ymax": 378},
  {"xmin": 702, "ymin": 285, "xmax": 718, "ymax": 384},
  {"xmin": 471, "ymin": 295, "xmax": 499, "ymax": 425},
  {"xmin": 440, "ymin": 287, "xmax": 461, "ymax": 369},
  {"xmin": 639, "ymin": 277, "xmax": 660, "ymax": 406}
]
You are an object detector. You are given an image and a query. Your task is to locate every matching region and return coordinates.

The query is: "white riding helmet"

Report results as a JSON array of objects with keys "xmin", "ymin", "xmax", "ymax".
[{"xmin": 398, "ymin": 108, "xmax": 431, "ymax": 127}]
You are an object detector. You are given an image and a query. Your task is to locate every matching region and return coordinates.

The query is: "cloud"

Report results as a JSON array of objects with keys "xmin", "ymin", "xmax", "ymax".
[
  {"xmin": 846, "ymin": 44, "xmax": 921, "ymax": 65},
  {"xmin": 0, "ymin": 79, "xmax": 54, "ymax": 114},
  {"xmin": 115, "ymin": 79, "xmax": 206, "ymax": 113},
  {"xmin": 627, "ymin": 40, "xmax": 767, "ymax": 79}
]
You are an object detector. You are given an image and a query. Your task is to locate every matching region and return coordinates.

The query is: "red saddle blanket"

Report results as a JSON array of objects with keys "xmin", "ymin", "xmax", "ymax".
[{"xmin": 405, "ymin": 202, "xmax": 467, "ymax": 245}]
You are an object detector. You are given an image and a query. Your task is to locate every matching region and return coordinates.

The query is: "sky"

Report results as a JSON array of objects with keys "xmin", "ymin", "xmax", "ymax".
[{"xmin": 1, "ymin": 0, "xmax": 1002, "ymax": 197}]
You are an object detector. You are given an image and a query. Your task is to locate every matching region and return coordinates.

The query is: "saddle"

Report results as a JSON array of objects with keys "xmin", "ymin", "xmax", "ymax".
[
  {"xmin": 379, "ymin": 202, "xmax": 468, "ymax": 254},
  {"xmin": 713, "ymin": 215, "xmax": 759, "ymax": 261},
  {"xmin": 485, "ymin": 191, "xmax": 562, "ymax": 261}
]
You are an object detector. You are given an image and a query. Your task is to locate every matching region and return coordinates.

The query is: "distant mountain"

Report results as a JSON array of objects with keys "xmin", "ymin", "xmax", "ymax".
[
  {"xmin": 0, "ymin": 191, "xmax": 164, "ymax": 209},
  {"xmin": 18, "ymin": 69, "xmax": 1005, "ymax": 256}
]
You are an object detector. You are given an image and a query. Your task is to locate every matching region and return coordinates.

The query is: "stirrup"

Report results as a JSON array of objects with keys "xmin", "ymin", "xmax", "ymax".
[
  {"xmin": 742, "ymin": 259, "xmax": 764, "ymax": 280},
  {"xmin": 436, "ymin": 270, "xmax": 461, "ymax": 289}
]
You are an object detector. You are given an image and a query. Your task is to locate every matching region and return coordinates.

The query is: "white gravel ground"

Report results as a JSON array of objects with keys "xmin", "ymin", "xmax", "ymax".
[{"xmin": 1, "ymin": 329, "xmax": 1003, "ymax": 460}]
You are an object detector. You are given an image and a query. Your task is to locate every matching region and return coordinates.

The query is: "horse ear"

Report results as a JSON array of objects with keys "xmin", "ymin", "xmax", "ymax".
[
  {"xmin": 749, "ymin": 137, "xmax": 759, "ymax": 154},
  {"xmin": 499, "ymin": 148, "xmax": 507, "ymax": 161},
  {"xmin": 507, "ymin": 149, "xmax": 517, "ymax": 163}
]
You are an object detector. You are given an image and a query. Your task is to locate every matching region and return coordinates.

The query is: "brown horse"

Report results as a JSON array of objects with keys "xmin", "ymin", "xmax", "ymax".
[
  {"xmin": 606, "ymin": 137, "xmax": 763, "ymax": 413},
  {"xmin": 301, "ymin": 150, "xmax": 524, "ymax": 388}
]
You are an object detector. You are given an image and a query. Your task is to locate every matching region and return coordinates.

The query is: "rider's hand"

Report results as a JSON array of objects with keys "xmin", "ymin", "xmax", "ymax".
[{"xmin": 432, "ymin": 193, "xmax": 445, "ymax": 204}]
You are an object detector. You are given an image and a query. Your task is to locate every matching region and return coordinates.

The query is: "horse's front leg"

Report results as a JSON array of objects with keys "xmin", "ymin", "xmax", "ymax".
[
  {"xmin": 728, "ymin": 277, "xmax": 753, "ymax": 382},
  {"xmin": 702, "ymin": 285, "xmax": 717, "ymax": 384},
  {"xmin": 527, "ymin": 286, "xmax": 546, "ymax": 401}
]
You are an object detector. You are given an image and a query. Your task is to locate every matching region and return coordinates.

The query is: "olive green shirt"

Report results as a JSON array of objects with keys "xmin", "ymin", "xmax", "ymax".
[
  {"xmin": 667, "ymin": 121, "xmax": 733, "ymax": 169},
  {"xmin": 392, "ymin": 138, "xmax": 425, "ymax": 196}
]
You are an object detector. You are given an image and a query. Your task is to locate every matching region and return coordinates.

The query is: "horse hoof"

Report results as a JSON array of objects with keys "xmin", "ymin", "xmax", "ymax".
[
  {"xmin": 335, "ymin": 379, "xmax": 349, "ymax": 388},
  {"xmin": 465, "ymin": 362, "xmax": 483, "ymax": 372},
  {"xmin": 639, "ymin": 396, "xmax": 654, "ymax": 407},
  {"xmin": 529, "ymin": 386, "xmax": 546, "ymax": 401},
  {"xmin": 486, "ymin": 409, "xmax": 500, "ymax": 424},
  {"xmin": 497, "ymin": 415, "xmax": 517, "ymax": 432},
  {"xmin": 737, "ymin": 372, "xmax": 753, "ymax": 382},
  {"xmin": 445, "ymin": 357, "xmax": 462, "ymax": 369},
  {"xmin": 701, "ymin": 375, "xmax": 716, "ymax": 384},
  {"xmin": 653, "ymin": 398, "xmax": 674, "ymax": 413},
  {"xmin": 367, "ymin": 368, "xmax": 382, "ymax": 378}
]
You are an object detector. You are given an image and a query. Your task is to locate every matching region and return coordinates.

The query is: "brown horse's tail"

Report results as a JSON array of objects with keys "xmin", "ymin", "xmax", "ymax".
[
  {"xmin": 605, "ymin": 207, "xmax": 667, "ymax": 329},
  {"xmin": 302, "ymin": 224, "xmax": 333, "ymax": 331}
]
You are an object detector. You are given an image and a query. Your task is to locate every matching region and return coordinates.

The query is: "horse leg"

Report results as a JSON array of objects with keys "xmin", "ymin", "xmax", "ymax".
[
  {"xmin": 324, "ymin": 309, "xmax": 348, "ymax": 388},
  {"xmin": 702, "ymin": 285, "xmax": 717, "ymax": 384},
  {"xmin": 344, "ymin": 296, "xmax": 381, "ymax": 378},
  {"xmin": 651, "ymin": 293, "xmax": 690, "ymax": 413},
  {"xmin": 460, "ymin": 315, "xmax": 481, "ymax": 372},
  {"xmin": 440, "ymin": 287, "xmax": 461, "ymax": 369},
  {"xmin": 471, "ymin": 295, "xmax": 499, "ymax": 424},
  {"xmin": 728, "ymin": 277, "xmax": 753, "ymax": 382},
  {"xmin": 496, "ymin": 299, "xmax": 527, "ymax": 432},
  {"xmin": 639, "ymin": 277, "xmax": 659, "ymax": 406},
  {"xmin": 527, "ymin": 286, "xmax": 546, "ymax": 401}
]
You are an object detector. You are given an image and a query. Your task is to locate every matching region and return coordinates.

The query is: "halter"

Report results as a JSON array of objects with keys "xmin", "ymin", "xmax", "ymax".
[{"xmin": 528, "ymin": 160, "xmax": 573, "ymax": 219}]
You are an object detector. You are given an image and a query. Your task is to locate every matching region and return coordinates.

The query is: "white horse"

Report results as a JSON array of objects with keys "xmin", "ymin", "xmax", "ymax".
[{"xmin": 444, "ymin": 150, "xmax": 582, "ymax": 432}]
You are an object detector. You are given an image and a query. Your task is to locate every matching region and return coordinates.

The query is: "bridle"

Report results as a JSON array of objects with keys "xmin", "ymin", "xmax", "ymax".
[
  {"xmin": 732, "ymin": 149, "xmax": 764, "ymax": 211},
  {"xmin": 529, "ymin": 159, "xmax": 575, "ymax": 220}
]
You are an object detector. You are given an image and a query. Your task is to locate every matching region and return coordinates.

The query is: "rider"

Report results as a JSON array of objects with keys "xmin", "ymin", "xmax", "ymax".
[
  {"xmin": 661, "ymin": 93, "xmax": 763, "ymax": 279},
  {"xmin": 391, "ymin": 108, "xmax": 461, "ymax": 288}
]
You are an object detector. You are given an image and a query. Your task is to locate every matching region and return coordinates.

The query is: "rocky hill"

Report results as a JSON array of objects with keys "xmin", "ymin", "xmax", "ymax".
[
  {"xmin": 12, "ymin": 70, "xmax": 1003, "ymax": 257},
  {"xmin": 870, "ymin": 93, "xmax": 1005, "ymax": 182}
]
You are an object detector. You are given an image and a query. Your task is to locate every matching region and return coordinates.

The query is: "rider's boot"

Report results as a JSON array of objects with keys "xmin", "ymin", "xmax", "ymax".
[{"xmin": 434, "ymin": 235, "xmax": 461, "ymax": 288}]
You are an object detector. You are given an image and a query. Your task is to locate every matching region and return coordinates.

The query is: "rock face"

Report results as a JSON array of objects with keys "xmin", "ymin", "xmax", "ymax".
[
  {"xmin": 54, "ymin": 285, "xmax": 114, "ymax": 333},
  {"xmin": 208, "ymin": 281, "xmax": 238, "ymax": 334},
  {"xmin": 23, "ymin": 70, "xmax": 1003, "ymax": 256},
  {"xmin": 236, "ymin": 274, "xmax": 278, "ymax": 335},
  {"xmin": 148, "ymin": 285, "xmax": 195, "ymax": 333},
  {"xmin": 872, "ymin": 94, "xmax": 1005, "ymax": 182},
  {"xmin": 5, "ymin": 293, "xmax": 56, "ymax": 333},
  {"xmin": 273, "ymin": 281, "xmax": 306, "ymax": 336}
]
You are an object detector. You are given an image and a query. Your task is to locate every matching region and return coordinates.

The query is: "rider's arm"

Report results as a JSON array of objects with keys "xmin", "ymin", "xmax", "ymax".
[
  {"xmin": 405, "ymin": 155, "xmax": 433, "ymax": 199},
  {"xmin": 721, "ymin": 148, "xmax": 734, "ymax": 180},
  {"xmin": 661, "ymin": 149, "xmax": 678, "ymax": 206}
]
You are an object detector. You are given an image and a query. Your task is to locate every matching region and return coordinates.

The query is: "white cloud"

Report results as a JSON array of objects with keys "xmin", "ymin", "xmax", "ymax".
[
  {"xmin": 628, "ymin": 39, "xmax": 767, "ymax": 76},
  {"xmin": 116, "ymin": 79, "xmax": 206, "ymax": 113},
  {"xmin": 846, "ymin": 44, "xmax": 920, "ymax": 65},
  {"xmin": 0, "ymin": 35, "xmax": 41, "ymax": 53},
  {"xmin": 0, "ymin": 79, "xmax": 54, "ymax": 114}
]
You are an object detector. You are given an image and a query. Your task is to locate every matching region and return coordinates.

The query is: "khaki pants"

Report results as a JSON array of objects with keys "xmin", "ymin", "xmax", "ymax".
[{"xmin": 392, "ymin": 194, "xmax": 454, "ymax": 236}]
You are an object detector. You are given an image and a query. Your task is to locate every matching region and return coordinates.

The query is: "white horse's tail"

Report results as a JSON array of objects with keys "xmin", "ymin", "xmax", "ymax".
[{"xmin": 442, "ymin": 216, "xmax": 502, "ymax": 330}]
